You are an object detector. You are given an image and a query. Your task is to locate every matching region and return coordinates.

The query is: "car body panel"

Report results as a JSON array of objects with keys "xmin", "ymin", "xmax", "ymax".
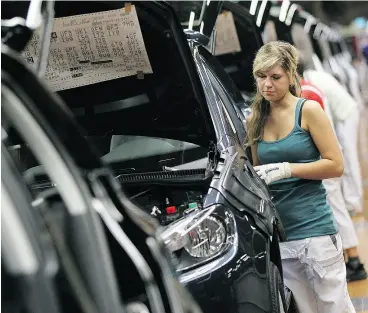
[
  {"xmin": 2, "ymin": 41, "xmax": 204, "ymax": 313},
  {"xmin": 2, "ymin": 1, "xmax": 287, "ymax": 312}
]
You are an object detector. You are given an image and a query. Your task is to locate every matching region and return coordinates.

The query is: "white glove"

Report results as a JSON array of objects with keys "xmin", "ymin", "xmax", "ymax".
[{"xmin": 254, "ymin": 162, "xmax": 291, "ymax": 185}]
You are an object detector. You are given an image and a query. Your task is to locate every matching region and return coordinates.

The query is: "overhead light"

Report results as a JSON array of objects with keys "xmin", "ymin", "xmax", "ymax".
[
  {"xmin": 279, "ymin": 0, "xmax": 290, "ymax": 23},
  {"xmin": 188, "ymin": 11, "xmax": 195, "ymax": 31},
  {"xmin": 270, "ymin": 6, "xmax": 281, "ymax": 18},
  {"xmin": 322, "ymin": 25, "xmax": 331, "ymax": 39},
  {"xmin": 250, "ymin": 0, "xmax": 259, "ymax": 15},
  {"xmin": 304, "ymin": 15, "xmax": 315, "ymax": 33},
  {"xmin": 313, "ymin": 23, "xmax": 324, "ymax": 39},
  {"xmin": 207, "ymin": 0, "xmax": 211, "ymax": 6},
  {"xmin": 256, "ymin": 0, "xmax": 268, "ymax": 27},
  {"xmin": 285, "ymin": 3, "xmax": 298, "ymax": 26},
  {"xmin": 298, "ymin": 10, "xmax": 311, "ymax": 20},
  {"xmin": 354, "ymin": 17, "xmax": 367, "ymax": 29},
  {"xmin": 26, "ymin": 0, "xmax": 43, "ymax": 29},
  {"xmin": 312, "ymin": 54, "xmax": 324, "ymax": 71}
]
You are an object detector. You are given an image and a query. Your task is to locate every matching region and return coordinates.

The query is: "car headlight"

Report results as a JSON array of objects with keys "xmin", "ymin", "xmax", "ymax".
[{"xmin": 160, "ymin": 205, "xmax": 236, "ymax": 272}]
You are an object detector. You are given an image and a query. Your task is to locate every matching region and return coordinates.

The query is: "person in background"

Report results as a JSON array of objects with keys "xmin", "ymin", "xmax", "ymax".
[
  {"xmin": 363, "ymin": 44, "xmax": 368, "ymax": 64},
  {"xmin": 302, "ymin": 63, "xmax": 363, "ymax": 216},
  {"xmin": 353, "ymin": 47, "xmax": 368, "ymax": 167},
  {"xmin": 298, "ymin": 62, "xmax": 367, "ymax": 282},
  {"xmin": 246, "ymin": 41, "xmax": 355, "ymax": 313},
  {"xmin": 299, "ymin": 77, "xmax": 324, "ymax": 109}
]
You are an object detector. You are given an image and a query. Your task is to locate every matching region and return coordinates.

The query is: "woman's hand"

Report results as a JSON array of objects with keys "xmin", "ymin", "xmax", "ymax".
[{"xmin": 254, "ymin": 162, "xmax": 291, "ymax": 184}]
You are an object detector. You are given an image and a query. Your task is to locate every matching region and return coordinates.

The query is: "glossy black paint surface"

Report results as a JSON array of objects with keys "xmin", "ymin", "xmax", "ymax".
[
  {"xmin": 185, "ymin": 196, "xmax": 272, "ymax": 313},
  {"xmin": 170, "ymin": 41, "xmax": 285, "ymax": 313},
  {"xmin": 2, "ymin": 45, "xmax": 202, "ymax": 313},
  {"xmin": 177, "ymin": 147, "xmax": 281, "ymax": 312},
  {"xmin": 2, "ymin": 1, "xmax": 286, "ymax": 312}
]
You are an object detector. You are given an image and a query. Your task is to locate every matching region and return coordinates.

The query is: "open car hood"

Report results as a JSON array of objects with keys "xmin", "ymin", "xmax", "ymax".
[{"xmin": 9, "ymin": 1, "xmax": 217, "ymax": 147}]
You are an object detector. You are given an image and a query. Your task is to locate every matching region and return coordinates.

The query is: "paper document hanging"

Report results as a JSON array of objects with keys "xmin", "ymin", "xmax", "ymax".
[
  {"xmin": 214, "ymin": 11, "xmax": 241, "ymax": 56},
  {"xmin": 22, "ymin": 5, "xmax": 153, "ymax": 91}
]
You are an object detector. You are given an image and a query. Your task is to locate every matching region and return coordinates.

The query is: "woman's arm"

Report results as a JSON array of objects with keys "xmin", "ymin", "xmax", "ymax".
[{"xmin": 290, "ymin": 100, "xmax": 344, "ymax": 180}]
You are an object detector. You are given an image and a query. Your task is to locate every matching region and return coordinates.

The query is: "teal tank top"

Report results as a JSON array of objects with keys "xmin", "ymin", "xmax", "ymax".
[{"xmin": 257, "ymin": 98, "xmax": 338, "ymax": 241}]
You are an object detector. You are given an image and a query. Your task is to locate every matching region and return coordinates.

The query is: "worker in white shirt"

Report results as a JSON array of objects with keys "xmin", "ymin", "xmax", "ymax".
[
  {"xmin": 303, "ymin": 69, "xmax": 363, "ymax": 216},
  {"xmin": 338, "ymin": 55, "xmax": 365, "ymax": 112},
  {"xmin": 299, "ymin": 64, "xmax": 367, "ymax": 282}
]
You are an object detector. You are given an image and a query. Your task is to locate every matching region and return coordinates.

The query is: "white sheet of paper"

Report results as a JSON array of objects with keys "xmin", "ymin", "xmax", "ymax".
[
  {"xmin": 214, "ymin": 11, "xmax": 241, "ymax": 56},
  {"xmin": 22, "ymin": 5, "xmax": 153, "ymax": 91}
]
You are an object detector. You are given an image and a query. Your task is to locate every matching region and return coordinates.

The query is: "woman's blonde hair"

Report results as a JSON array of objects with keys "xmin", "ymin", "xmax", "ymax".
[{"xmin": 245, "ymin": 41, "xmax": 301, "ymax": 147}]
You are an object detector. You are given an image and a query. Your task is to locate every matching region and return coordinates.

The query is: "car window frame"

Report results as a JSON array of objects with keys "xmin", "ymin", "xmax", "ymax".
[
  {"xmin": 197, "ymin": 48, "xmax": 248, "ymax": 145},
  {"xmin": 1, "ymin": 78, "xmax": 124, "ymax": 313},
  {"xmin": 1, "ymin": 145, "xmax": 62, "ymax": 313}
]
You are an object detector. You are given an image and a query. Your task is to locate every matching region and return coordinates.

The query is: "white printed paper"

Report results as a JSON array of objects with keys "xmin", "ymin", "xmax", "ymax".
[
  {"xmin": 23, "ymin": 5, "xmax": 153, "ymax": 91},
  {"xmin": 214, "ymin": 11, "xmax": 241, "ymax": 56}
]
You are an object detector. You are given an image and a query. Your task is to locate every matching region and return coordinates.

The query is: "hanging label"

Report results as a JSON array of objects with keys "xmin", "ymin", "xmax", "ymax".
[
  {"xmin": 214, "ymin": 11, "xmax": 241, "ymax": 56},
  {"xmin": 22, "ymin": 5, "xmax": 153, "ymax": 91}
]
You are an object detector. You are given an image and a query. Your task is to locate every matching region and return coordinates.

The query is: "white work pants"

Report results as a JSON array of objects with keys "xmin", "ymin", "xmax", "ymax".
[
  {"xmin": 323, "ymin": 177, "xmax": 359, "ymax": 249},
  {"xmin": 281, "ymin": 234, "xmax": 356, "ymax": 313},
  {"xmin": 335, "ymin": 109, "xmax": 363, "ymax": 213}
]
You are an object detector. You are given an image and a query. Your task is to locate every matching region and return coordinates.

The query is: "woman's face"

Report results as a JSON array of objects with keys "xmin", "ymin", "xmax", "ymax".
[{"xmin": 256, "ymin": 65, "xmax": 291, "ymax": 101}]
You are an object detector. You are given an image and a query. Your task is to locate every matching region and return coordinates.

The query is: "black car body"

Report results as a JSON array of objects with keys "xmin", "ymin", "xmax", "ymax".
[
  {"xmin": 2, "ymin": 28, "xmax": 203, "ymax": 313},
  {"xmin": 3, "ymin": 1, "xmax": 288, "ymax": 313}
]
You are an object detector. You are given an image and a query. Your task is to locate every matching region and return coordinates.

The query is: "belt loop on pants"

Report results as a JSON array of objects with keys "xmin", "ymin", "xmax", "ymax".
[{"xmin": 299, "ymin": 249, "xmax": 327, "ymax": 279}]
